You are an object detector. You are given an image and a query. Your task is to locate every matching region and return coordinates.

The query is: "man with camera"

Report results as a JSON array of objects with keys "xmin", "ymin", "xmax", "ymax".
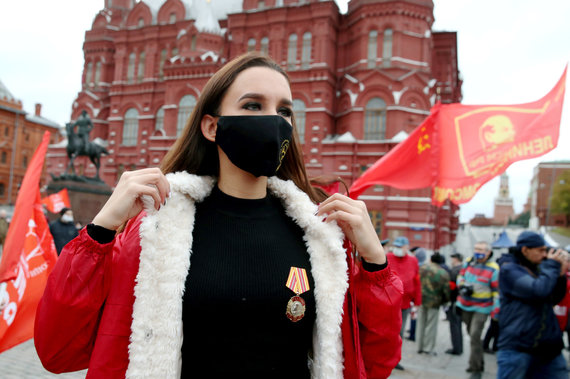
[
  {"xmin": 456, "ymin": 241, "xmax": 499, "ymax": 377},
  {"xmin": 496, "ymin": 231, "xmax": 568, "ymax": 378}
]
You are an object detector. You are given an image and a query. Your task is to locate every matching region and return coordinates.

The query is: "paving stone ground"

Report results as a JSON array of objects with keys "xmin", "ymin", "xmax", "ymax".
[{"xmin": 390, "ymin": 308, "xmax": 497, "ymax": 379}]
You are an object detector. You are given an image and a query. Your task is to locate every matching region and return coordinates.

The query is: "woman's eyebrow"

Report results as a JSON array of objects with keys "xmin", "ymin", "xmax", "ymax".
[
  {"xmin": 238, "ymin": 92, "xmax": 264, "ymax": 102},
  {"xmin": 237, "ymin": 93, "xmax": 293, "ymax": 107}
]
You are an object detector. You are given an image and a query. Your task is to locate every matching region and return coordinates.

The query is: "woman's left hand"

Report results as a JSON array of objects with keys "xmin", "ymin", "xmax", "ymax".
[{"xmin": 317, "ymin": 193, "xmax": 386, "ymax": 265}]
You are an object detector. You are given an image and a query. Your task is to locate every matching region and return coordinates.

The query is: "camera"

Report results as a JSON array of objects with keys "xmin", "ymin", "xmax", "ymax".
[{"xmin": 459, "ymin": 284, "xmax": 474, "ymax": 297}]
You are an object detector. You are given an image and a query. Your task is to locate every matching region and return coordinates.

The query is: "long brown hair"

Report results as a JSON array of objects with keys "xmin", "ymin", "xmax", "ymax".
[{"xmin": 161, "ymin": 52, "xmax": 324, "ymax": 203}]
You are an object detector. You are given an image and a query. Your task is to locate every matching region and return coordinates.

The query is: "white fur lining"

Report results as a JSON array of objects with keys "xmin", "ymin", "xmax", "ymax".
[{"xmin": 127, "ymin": 173, "xmax": 347, "ymax": 378}]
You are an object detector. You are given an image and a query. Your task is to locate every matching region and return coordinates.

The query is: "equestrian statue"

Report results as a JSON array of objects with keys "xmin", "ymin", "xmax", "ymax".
[{"xmin": 65, "ymin": 110, "xmax": 109, "ymax": 181}]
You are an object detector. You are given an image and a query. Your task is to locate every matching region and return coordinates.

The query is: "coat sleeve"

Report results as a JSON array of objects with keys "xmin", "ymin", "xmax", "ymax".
[
  {"xmin": 490, "ymin": 267, "xmax": 500, "ymax": 318},
  {"xmin": 551, "ymin": 275, "xmax": 568, "ymax": 305},
  {"xmin": 456, "ymin": 262, "xmax": 467, "ymax": 288},
  {"xmin": 500, "ymin": 259, "xmax": 562, "ymax": 302},
  {"xmin": 442, "ymin": 271, "xmax": 451, "ymax": 304},
  {"xmin": 353, "ymin": 263, "xmax": 404, "ymax": 378},
  {"xmin": 34, "ymin": 217, "xmax": 141, "ymax": 373},
  {"xmin": 413, "ymin": 261, "xmax": 422, "ymax": 306}
]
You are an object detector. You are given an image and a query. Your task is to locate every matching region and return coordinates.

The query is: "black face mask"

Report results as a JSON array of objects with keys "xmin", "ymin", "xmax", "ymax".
[{"xmin": 215, "ymin": 115, "xmax": 293, "ymax": 177}]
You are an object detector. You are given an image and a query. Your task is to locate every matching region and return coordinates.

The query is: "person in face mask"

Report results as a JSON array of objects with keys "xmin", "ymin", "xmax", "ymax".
[
  {"xmin": 48, "ymin": 207, "xmax": 79, "ymax": 255},
  {"xmin": 456, "ymin": 241, "xmax": 499, "ymax": 378},
  {"xmin": 35, "ymin": 52, "xmax": 403, "ymax": 379},
  {"xmin": 386, "ymin": 236, "xmax": 422, "ymax": 370}
]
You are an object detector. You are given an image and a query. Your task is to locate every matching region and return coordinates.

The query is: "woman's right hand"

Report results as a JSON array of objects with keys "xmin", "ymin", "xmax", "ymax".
[{"xmin": 91, "ymin": 168, "xmax": 170, "ymax": 231}]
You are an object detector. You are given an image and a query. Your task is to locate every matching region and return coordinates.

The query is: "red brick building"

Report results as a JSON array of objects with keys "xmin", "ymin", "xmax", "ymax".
[
  {"xmin": 530, "ymin": 161, "xmax": 570, "ymax": 228},
  {"xmin": 0, "ymin": 80, "xmax": 61, "ymax": 207},
  {"xmin": 46, "ymin": 0, "xmax": 462, "ymax": 249}
]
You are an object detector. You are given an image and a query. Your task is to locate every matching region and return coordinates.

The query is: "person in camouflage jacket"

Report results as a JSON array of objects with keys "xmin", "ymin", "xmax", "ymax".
[{"xmin": 417, "ymin": 252, "xmax": 450, "ymax": 355}]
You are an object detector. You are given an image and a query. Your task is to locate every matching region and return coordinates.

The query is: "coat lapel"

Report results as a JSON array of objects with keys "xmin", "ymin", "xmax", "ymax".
[
  {"xmin": 128, "ymin": 173, "xmax": 347, "ymax": 379},
  {"xmin": 268, "ymin": 177, "xmax": 348, "ymax": 379}
]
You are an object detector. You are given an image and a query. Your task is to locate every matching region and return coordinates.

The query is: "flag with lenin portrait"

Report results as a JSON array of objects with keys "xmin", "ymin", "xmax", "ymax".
[
  {"xmin": 0, "ymin": 132, "xmax": 58, "ymax": 353},
  {"xmin": 349, "ymin": 66, "xmax": 567, "ymax": 205}
]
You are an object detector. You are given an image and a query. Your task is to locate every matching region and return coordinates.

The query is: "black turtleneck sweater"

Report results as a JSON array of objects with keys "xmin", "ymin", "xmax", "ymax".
[{"xmin": 180, "ymin": 186, "xmax": 316, "ymax": 378}]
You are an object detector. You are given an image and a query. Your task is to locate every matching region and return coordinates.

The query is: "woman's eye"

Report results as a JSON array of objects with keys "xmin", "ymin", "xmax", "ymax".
[
  {"xmin": 242, "ymin": 102, "xmax": 261, "ymax": 111},
  {"xmin": 279, "ymin": 107, "xmax": 293, "ymax": 118}
]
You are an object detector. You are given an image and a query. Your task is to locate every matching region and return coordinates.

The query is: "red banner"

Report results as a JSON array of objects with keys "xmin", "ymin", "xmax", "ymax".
[
  {"xmin": 0, "ymin": 132, "xmax": 57, "ymax": 353},
  {"xmin": 349, "ymin": 66, "xmax": 567, "ymax": 206},
  {"xmin": 41, "ymin": 188, "xmax": 70, "ymax": 214}
]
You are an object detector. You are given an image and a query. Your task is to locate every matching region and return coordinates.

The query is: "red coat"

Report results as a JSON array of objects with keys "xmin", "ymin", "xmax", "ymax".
[
  {"xmin": 35, "ymin": 174, "xmax": 403, "ymax": 378},
  {"xmin": 386, "ymin": 252, "xmax": 422, "ymax": 309}
]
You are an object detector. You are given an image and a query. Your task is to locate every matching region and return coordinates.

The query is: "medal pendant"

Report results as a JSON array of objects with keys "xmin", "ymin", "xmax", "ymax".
[{"xmin": 286, "ymin": 295, "xmax": 306, "ymax": 322}]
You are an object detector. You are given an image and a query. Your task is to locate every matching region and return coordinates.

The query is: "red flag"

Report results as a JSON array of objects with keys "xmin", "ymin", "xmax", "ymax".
[
  {"xmin": 0, "ymin": 131, "xmax": 57, "ymax": 353},
  {"xmin": 41, "ymin": 188, "xmax": 71, "ymax": 214},
  {"xmin": 349, "ymin": 66, "xmax": 567, "ymax": 205}
]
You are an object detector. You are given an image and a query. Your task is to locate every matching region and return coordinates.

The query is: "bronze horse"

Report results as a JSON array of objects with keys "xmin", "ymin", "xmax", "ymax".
[{"xmin": 65, "ymin": 122, "xmax": 109, "ymax": 180}]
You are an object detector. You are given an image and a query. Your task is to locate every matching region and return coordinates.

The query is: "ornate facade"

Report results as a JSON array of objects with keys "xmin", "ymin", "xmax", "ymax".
[
  {"xmin": 0, "ymin": 81, "xmax": 61, "ymax": 206},
  {"xmin": 46, "ymin": 0, "xmax": 462, "ymax": 249}
]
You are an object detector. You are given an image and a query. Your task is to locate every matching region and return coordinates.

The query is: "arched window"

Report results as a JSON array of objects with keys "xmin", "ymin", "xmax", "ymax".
[
  {"xmin": 383, "ymin": 28, "xmax": 393, "ymax": 67},
  {"xmin": 169, "ymin": 12, "xmax": 176, "ymax": 23},
  {"xmin": 260, "ymin": 37, "xmax": 269, "ymax": 55},
  {"xmin": 123, "ymin": 108, "xmax": 139, "ymax": 146},
  {"xmin": 247, "ymin": 38, "xmax": 256, "ymax": 52},
  {"xmin": 191, "ymin": 35, "xmax": 197, "ymax": 51},
  {"xmin": 177, "ymin": 95, "xmax": 196, "ymax": 136},
  {"xmin": 0, "ymin": 183, "xmax": 4, "ymax": 197},
  {"xmin": 301, "ymin": 32, "xmax": 311, "ymax": 69},
  {"xmin": 127, "ymin": 53, "xmax": 136, "ymax": 83},
  {"xmin": 159, "ymin": 49, "xmax": 167, "ymax": 79},
  {"xmin": 293, "ymin": 99, "xmax": 306, "ymax": 144},
  {"xmin": 171, "ymin": 47, "xmax": 178, "ymax": 57},
  {"xmin": 138, "ymin": 51, "xmax": 145, "ymax": 83},
  {"xmin": 364, "ymin": 97, "xmax": 387, "ymax": 140},
  {"xmin": 155, "ymin": 107, "xmax": 164, "ymax": 131},
  {"xmin": 85, "ymin": 62, "xmax": 93, "ymax": 86},
  {"xmin": 138, "ymin": 18, "xmax": 144, "ymax": 28},
  {"xmin": 1, "ymin": 151, "xmax": 6, "ymax": 163},
  {"xmin": 287, "ymin": 34, "xmax": 297, "ymax": 69},
  {"xmin": 22, "ymin": 155, "xmax": 28, "ymax": 169},
  {"xmin": 94, "ymin": 61, "xmax": 102, "ymax": 87},
  {"xmin": 367, "ymin": 31, "xmax": 378, "ymax": 69}
]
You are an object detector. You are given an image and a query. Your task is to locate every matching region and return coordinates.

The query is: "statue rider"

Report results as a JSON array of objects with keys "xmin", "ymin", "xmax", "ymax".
[{"xmin": 73, "ymin": 110, "xmax": 94, "ymax": 151}]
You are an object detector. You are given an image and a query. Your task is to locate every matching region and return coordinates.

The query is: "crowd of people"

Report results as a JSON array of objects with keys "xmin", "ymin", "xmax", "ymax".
[{"xmin": 385, "ymin": 232, "xmax": 570, "ymax": 379}]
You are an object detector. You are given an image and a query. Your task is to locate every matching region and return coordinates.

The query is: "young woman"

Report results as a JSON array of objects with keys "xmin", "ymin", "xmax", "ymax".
[{"xmin": 34, "ymin": 53, "xmax": 403, "ymax": 379}]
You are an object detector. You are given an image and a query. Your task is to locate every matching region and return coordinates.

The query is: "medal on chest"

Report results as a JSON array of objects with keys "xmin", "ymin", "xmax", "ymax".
[{"xmin": 285, "ymin": 267, "xmax": 310, "ymax": 322}]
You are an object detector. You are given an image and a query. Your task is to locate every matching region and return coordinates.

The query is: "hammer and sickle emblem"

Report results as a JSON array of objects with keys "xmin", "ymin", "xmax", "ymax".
[
  {"xmin": 417, "ymin": 127, "xmax": 431, "ymax": 154},
  {"xmin": 276, "ymin": 140, "xmax": 290, "ymax": 171}
]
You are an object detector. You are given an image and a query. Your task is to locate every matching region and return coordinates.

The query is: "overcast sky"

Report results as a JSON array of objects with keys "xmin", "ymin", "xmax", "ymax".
[{"xmin": 1, "ymin": 0, "xmax": 569, "ymax": 223}]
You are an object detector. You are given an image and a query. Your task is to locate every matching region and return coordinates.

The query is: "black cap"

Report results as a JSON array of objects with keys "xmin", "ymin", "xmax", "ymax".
[
  {"xmin": 59, "ymin": 207, "xmax": 71, "ymax": 216},
  {"xmin": 450, "ymin": 252, "xmax": 463, "ymax": 262}
]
